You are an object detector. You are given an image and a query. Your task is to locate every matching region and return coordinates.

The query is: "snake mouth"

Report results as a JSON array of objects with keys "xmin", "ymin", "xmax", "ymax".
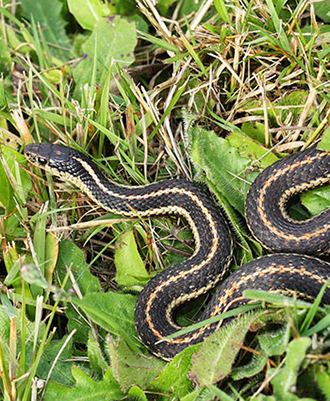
[
  {"xmin": 24, "ymin": 150, "xmax": 49, "ymax": 168},
  {"xmin": 24, "ymin": 142, "xmax": 72, "ymax": 170}
]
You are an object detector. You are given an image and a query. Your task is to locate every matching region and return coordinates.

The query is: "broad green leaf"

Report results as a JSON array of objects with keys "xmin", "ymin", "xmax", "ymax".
[
  {"xmin": 3, "ymin": 243, "xmax": 20, "ymax": 286},
  {"xmin": 189, "ymin": 126, "xmax": 277, "ymax": 215},
  {"xmin": 207, "ymin": 384, "xmax": 237, "ymax": 401},
  {"xmin": 181, "ymin": 0, "xmax": 204, "ymax": 15},
  {"xmin": 73, "ymin": 16, "xmax": 136, "ymax": 97},
  {"xmin": 56, "ymin": 240, "xmax": 100, "ymax": 342},
  {"xmin": 241, "ymin": 91, "xmax": 311, "ymax": 126},
  {"xmin": 301, "ymin": 186, "xmax": 330, "ymax": 216},
  {"xmin": 227, "ymin": 131, "xmax": 278, "ymax": 166},
  {"xmin": 318, "ymin": 126, "xmax": 330, "ymax": 151},
  {"xmin": 270, "ymin": 337, "xmax": 312, "ymax": 401},
  {"xmin": 32, "ymin": 336, "xmax": 75, "ymax": 386},
  {"xmin": 253, "ymin": 396, "xmax": 277, "ymax": 401},
  {"xmin": 0, "ymin": 37, "xmax": 11, "ymax": 71},
  {"xmin": 314, "ymin": 0, "xmax": 330, "ymax": 23},
  {"xmin": 151, "ymin": 345, "xmax": 198, "ymax": 398},
  {"xmin": 107, "ymin": 337, "xmax": 165, "ymax": 392},
  {"xmin": 277, "ymin": 90, "xmax": 311, "ymax": 121},
  {"xmin": 56, "ymin": 240, "xmax": 101, "ymax": 295},
  {"xmin": 114, "ymin": 0, "xmax": 136, "ymax": 14},
  {"xmin": 115, "ymin": 229, "xmax": 149, "ymax": 287},
  {"xmin": 299, "ymin": 135, "xmax": 330, "ymax": 216},
  {"xmin": 241, "ymin": 121, "xmax": 267, "ymax": 145},
  {"xmin": 21, "ymin": 0, "xmax": 70, "ymax": 60},
  {"xmin": 68, "ymin": 0, "xmax": 110, "ymax": 30},
  {"xmin": 2, "ymin": 214, "xmax": 25, "ymax": 240},
  {"xmin": 4, "ymin": 24, "xmax": 32, "ymax": 56},
  {"xmin": 315, "ymin": 363, "xmax": 330, "ymax": 399},
  {"xmin": 180, "ymin": 388, "xmax": 205, "ymax": 401},
  {"xmin": 189, "ymin": 311, "xmax": 267, "ymax": 386},
  {"xmin": 44, "ymin": 366, "xmax": 124, "ymax": 400},
  {"xmin": 74, "ymin": 292, "xmax": 139, "ymax": 352},
  {"xmin": 20, "ymin": 263, "xmax": 51, "ymax": 291},
  {"xmin": 157, "ymin": 0, "xmax": 178, "ymax": 14},
  {"xmin": 127, "ymin": 386, "xmax": 148, "ymax": 401},
  {"xmin": 87, "ymin": 331, "xmax": 108, "ymax": 375}
]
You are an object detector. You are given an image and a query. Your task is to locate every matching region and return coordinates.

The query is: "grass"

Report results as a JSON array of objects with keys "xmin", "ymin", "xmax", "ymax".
[{"xmin": 1, "ymin": 0, "xmax": 330, "ymax": 400}]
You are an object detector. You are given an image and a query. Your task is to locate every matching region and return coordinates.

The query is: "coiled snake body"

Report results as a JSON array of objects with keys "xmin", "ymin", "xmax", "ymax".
[{"xmin": 24, "ymin": 143, "xmax": 330, "ymax": 360}]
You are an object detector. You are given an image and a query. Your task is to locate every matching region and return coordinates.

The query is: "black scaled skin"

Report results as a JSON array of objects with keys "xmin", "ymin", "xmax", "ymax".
[
  {"xmin": 24, "ymin": 143, "xmax": 330, "ymax": 360},
  {"xmin": 246, "ymin": 148, "xmax": 330, "ymax": 255}
]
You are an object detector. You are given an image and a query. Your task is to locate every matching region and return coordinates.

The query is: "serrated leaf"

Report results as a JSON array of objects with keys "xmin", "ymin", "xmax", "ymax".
[
  {"xmin": 188, "ymin": 311, "xmax": 267, "ymax": 386},
  {"xmin": 189, "ymin": 127, "xmax": 277, "ymax": 215},
  {"xmin": 107, "ymin": 337, "xmax": 165, "ymax": 392},
  {"xmin": 231, "ymin": 353, "xmax": 267, "ymax": 380},
  {"xmin": 258, "ymin": 324, "xmax": 290, "ymax": 356},
  {"xmin": 44, "ymin": 366, "xmax": 124, "ymax": 400},
  {"xmin": 232, "ymin": 323, "xmax": 290, "ymax": 380}
]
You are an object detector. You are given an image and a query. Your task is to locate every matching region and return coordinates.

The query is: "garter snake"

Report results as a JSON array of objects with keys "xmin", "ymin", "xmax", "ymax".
[{"xmin": 24, "ymin": 143, "xmax": 330, "ymax": 360}]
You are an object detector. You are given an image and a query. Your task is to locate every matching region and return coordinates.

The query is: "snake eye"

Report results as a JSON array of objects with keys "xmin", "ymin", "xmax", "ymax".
[{"xmin": 38, "ymin": 157, "xmax": 48, "ymax": 165}]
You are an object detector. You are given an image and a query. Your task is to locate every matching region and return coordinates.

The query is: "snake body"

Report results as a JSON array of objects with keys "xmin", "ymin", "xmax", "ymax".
[
  {"xmin": 246, "ymin": 147, "xmax": 330, "ymax": 255},
  {"xmin": 24, "ymin": 143, "xmax": 330, "ymax": 360}
]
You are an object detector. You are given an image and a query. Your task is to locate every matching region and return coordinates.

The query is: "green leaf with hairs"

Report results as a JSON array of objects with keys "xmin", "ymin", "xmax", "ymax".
[
  {"xmin": 107, "ymin": 337, "xmax": 165, "ymax": 392},
  {"xmin": 189, "ymin": 126, "xmax": 277, "ymax": 215},
  {"xmin": 189, "ymin": 311, "xmax": 268, "ymax": 386}
]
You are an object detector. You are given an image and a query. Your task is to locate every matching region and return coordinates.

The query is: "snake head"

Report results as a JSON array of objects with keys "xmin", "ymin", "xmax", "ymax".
[{"xmin": 24, "ymin": 142, "xmax": 81, "ymax": 175}]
